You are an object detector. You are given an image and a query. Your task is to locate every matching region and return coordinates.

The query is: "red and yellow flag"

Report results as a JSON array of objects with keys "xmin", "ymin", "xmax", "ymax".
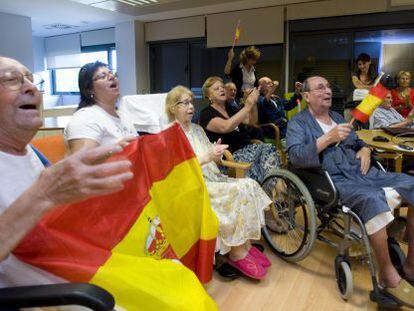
[
  {"xmin": 351, "ymin": 83, "xmax": 389, "ymax": 123},
  {"xmin": 234, "ymin": 20, "xmax": 241, "ymax": 42},
  {"xmin": 14, "ymin": 124, "xmax": 218, "ymax": 310}
]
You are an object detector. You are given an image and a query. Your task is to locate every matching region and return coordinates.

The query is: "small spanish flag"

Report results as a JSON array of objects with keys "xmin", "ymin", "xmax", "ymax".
[
  {"xmin": 234, "ymin": 20, "xmax": 241, "ymax": 43},
  {"xmin": 351, "ymin": 83, "xmax": 389, "ymax": 123},
  {"xmin": 14, "ymin": 124, "xmax": 218, "ymax": 311}
]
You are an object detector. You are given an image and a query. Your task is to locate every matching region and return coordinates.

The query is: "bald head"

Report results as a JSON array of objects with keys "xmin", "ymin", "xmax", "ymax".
[
  {"xmin": 0, "ymin": 57, "xmax": 32, "ymax": 82},
  {"xmin": 258, "ymin": 76, "xmax": 271, "ymax": 87}
]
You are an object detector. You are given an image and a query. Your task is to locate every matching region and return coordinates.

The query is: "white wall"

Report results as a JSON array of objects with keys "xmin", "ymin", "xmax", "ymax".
[
  {"xmin": 32, "ymin": 36, "xmax": 45, "ymax": 72},
  {"xmin": 135, "ymin": 21, "xmax": 149, "ymax": 94},
  {"xmin": 0, "ymin": 12, "xmax": 34, "ymax": 70},
  {"xmin": 115, "ymin": 21, "xmax": 138, "ymax": 96}
]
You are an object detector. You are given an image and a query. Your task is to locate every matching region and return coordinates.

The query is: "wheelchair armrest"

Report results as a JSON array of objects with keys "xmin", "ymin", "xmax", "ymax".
[
  {"xmin": 0, "ymin": 283, "xmax": 115, "ymax": 311},
  {"xmin": 259, "ymin": 123, "xmax": 281, "ymax": 144},
  {"xmin": 220, "ymin": 159, "xmax": 251, "ymax": 171},
  {"xmin": 289, "ymin": 165, "xmax": 339, "ymax": 210},
  {"xmin": 221, "ymin": 150, "xmax": 251, "ymax": 178}
]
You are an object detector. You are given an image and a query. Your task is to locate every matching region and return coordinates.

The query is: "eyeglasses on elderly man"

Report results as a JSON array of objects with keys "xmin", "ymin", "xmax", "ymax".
[{"xmin": 0, "ymin": 70, "xmax": 44, "ymax": 92}]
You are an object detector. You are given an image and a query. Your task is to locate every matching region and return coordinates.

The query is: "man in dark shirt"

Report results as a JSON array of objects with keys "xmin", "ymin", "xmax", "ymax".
[{"xmin": 257, "ymin": 77, "xmax": 302, "ymax": 139}]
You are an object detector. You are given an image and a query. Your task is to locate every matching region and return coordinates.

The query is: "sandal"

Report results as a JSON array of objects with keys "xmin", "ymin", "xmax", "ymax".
[
  {"xmin": 380, "ymin": 279, "xmax": 414, "ymax": 308},
  {"xmin": 249, "ymin": 246, "xmax": 271, "ymax": 268},
  {"xmin": 227, "ymin": 253, "xmax": 267, "ymax": 280}
]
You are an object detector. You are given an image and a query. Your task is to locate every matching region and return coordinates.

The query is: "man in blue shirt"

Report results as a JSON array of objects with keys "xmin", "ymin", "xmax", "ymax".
[{"xmin": 257, "ymin": 77, "xmax": 302, "ymax": 139}]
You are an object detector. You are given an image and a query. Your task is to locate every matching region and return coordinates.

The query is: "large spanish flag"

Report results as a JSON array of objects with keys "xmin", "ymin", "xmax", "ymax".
[
  {"xmin": 14, "ymin": 124, "xmax": 218, "ymax": 310},
  {"xmin": 351, "ymin": 83, "xmax": 389, "ymax": 123}
]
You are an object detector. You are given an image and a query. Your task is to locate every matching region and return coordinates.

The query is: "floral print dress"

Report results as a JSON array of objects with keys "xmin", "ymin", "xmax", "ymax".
[{"xmin": 183, "ymin": 123, "xmax": 272, "ymax": 255}]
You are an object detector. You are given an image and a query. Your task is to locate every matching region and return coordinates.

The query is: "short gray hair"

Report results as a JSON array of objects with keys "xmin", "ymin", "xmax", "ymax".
[{"xmin": 301, "ymin": 76, "xmax": 326, "ymax": 92}]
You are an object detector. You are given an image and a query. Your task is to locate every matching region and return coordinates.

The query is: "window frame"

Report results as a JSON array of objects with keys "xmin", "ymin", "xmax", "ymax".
[{"xmin": 51, "ymin": 43, "xmax": 116, "ymax": 95}]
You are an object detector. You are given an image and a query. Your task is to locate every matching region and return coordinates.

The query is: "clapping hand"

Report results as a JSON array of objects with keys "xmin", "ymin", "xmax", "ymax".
[{"xmin": 210, "ymin": 139, "xmax": 228, "ymax": 162}]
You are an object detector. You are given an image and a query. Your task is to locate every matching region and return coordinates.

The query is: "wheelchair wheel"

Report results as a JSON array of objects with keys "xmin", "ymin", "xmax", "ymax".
[
  {"xmin": 335, "ymin": 256, "xmax": 353, "ymax": 300},
  {"xmin": 388, "ymin": 237, "xmax": 406, "ymax": 272},
  {"xmin": 261, "ymin": 169, "xmax": 317, "ymax": 262}
]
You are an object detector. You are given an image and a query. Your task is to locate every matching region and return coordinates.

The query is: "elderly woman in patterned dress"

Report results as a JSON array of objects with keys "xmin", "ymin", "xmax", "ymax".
[{"xmin": 166, "ymin": 85, "xmax": 273, "ymax": 280}]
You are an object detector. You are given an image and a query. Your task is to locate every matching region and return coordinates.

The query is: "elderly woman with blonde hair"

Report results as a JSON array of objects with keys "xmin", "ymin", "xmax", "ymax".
[
  {"xmin": 166, "ymin": 85, "xmax": 272, "ymax": 280},
  {"xmin": 199, "ymin": 76, "xmax": 280, "ymax": 184},
  {"xmin": 391, "ymin": 71, "xmax": 414, "ymax": 118}
]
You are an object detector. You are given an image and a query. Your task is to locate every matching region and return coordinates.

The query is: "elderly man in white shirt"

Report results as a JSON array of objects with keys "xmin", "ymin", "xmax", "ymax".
[
  {"xmin": 371, "ymin": 91, "xmax": 414, "ymax": 129},
  {"xmin": 0, "ymin": 56, "xmax": 133, "ymax": 289}
]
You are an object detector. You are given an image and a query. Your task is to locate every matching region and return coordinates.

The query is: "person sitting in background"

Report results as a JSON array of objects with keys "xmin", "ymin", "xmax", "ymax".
[
  {"xmin": 225, "ymin": 82, "xmax": 241, "ymax": 109},
  {"xmin": 352, "ymin": 53, "xmax": 378, "ymax": 90},
  {"xmin": 287, "ymin": 75, "xmax": 414, "ymax": 307},
  {"xmin": 257, "ymin": 77, "xmax": 302, "ymax": 139},
  {"xmin": 371, "ymin": 91, "xmax": 414, "ymax": 129},
  {"xmin": 225, "ymin": 81, "xmax": 264, "ymax": 141},
  {"xmin": 0, "ymin": 56, "xmax": 133, "ymax": 287},
  {"xmin": 166, "ymin": 85, "xmax": 272, "ymax": 279},
  {"xmin": 224, "ymin": 46, "xmax": 260, "ymax": 100},
  {"xmin": 391, "ymin": 71, "xmax": 414, "ymax": 118},
  {"xmin": 65, "ymin": 61, "xmax": 137, "ymax": 154},
  {"xmin": 199, "ymin": 76, "xmax": 280, "ymax": 184}
]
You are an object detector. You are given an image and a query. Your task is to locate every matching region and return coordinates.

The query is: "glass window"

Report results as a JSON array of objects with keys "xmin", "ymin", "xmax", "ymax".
[
  {"xmin": 355, "ymin": 28, "xmax": 414, "ymax": 80},
  {"xmin": 54, "ymin": 68, "xmax": 80, "ymax": 93},
  {"xmin": 150, "ymin": 39, "xmax": 284, "ymax": 96},
  {"xmin": 290, "ymin": 32, "xmax": 352, "ymax": 114},
  {"xmin": 51, "ymin": 45, "xmax": 115, "ymax": 95},
  {"xmin": 81, "ymin": 51, "xmax": 108, "ymax": 66},
  {"xmin": 110, "ymin": 49, "xmax": 117, "ymax": 71}
]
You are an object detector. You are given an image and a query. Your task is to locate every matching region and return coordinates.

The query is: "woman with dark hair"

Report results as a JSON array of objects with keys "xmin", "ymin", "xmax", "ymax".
[
  {"xmin": 352, "ymin": 53, "xmax": 378, "ymax": 90},
  {"xmin": 64, "ymin": 61, "xmax": 137, "ymax": 154},
  {"xmin": 224, "ymin": 46, "xmax": 261, "ymax": 100}
]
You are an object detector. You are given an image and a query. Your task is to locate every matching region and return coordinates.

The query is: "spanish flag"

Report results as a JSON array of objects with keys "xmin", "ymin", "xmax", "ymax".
[
  {"xmin": 234, "ymin": 20, "xmax": 241, "ymax": 43},
  {"xmin": 14, "ymin": 124, "xmax": 218, "ymax": 310},
  {"xmin": 351, "ymin": 83, "xmax": 389, "ymax": 123}
]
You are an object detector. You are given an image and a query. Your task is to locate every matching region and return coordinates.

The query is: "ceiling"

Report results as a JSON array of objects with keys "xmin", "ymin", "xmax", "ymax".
[
  {"xmin": 0, "ymin": 0, "xmax": 133, "ymax": 37},
  {"xmin": 0, "ymin": 0, "xmax": 314, "ymax": 37}
]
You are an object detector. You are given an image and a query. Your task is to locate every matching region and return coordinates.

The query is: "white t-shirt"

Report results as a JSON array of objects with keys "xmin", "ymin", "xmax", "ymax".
[
  {"xmin": 0, "ymin": 147, "xmax": 64, "ymax": 288},
  {"xmin": 64, "ymin": 105, "xmax": 137, "ymax": 146},
  {"xmin": 316, "ymin": 118, "xmax": 400, "ymax": 235}
]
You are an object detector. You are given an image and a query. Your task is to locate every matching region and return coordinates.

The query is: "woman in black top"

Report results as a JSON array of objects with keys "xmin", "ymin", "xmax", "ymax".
[
  {"xmin": 199, "ymin": 76, "xmax": 280, "ymax": 184},
  {"xmin": 224, "ymin": 46, "xmax": 260, "ymax": 100}
]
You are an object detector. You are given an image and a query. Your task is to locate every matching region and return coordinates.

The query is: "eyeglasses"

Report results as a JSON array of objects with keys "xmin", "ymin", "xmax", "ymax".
[
  {"xmin": 0, "ymin": 71, "xmax": 44, "ymax": 92},
  {"xmin": 175, "ymin": 99, "xmax": 193, "ymax": 107},
  {"xmin": 93, "ymin": 71, "xmax": 117, "ymax": 81},
  {"xmin": 308, "ymin": 84, "xmax": 331, "ymax": 92}
]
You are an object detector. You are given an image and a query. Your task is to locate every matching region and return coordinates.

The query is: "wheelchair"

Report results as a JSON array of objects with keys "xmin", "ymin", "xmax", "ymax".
[{"xmin": 262, "ymin": 160, "xmax": 408, "ymax": 308}]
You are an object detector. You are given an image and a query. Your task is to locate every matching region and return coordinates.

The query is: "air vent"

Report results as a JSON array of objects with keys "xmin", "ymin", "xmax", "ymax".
[
  {"xmin": 116, "ymin": 0, "xmax": 158, "ymax": 6},
  {"xmin": 43, "ymin": 24, "xmax": 80, "ymax": 30}
]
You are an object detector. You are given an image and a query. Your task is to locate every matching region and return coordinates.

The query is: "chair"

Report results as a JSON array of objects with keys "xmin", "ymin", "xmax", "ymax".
[
  {"xmin": 263, "ymin": 160, "xmax": 407, "ymax": 308},
  {"xmin": 31, "ymin": 134, "xmax": 66, "ymax": 164},
  {"xmin": 0, "ymin": 283, "xmax": 115, "ymax": 310}
]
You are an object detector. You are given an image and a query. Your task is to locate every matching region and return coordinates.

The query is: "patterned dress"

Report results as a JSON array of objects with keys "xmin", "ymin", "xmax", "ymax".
[{"xmin": 183, "ymin": 124, "xmax": 272, "ymax": 255}]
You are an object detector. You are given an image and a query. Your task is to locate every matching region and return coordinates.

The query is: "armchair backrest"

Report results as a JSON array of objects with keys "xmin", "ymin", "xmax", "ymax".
[{"xmin": 31, "ymin": 134, "xmax": 66, "ymax": 164}]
